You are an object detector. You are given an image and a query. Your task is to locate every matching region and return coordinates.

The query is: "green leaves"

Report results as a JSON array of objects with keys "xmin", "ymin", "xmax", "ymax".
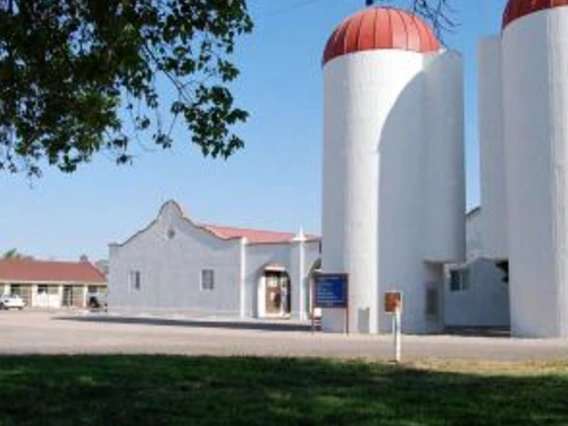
[{"xmin": 0, "ymin": 0, "xmax": 252, "ymax": 176}]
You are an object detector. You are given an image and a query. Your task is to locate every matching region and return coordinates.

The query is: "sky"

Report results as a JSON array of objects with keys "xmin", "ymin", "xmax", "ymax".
[{"xmin": 0, "ymin": 0, "xmax": 508, "ymax": 262}]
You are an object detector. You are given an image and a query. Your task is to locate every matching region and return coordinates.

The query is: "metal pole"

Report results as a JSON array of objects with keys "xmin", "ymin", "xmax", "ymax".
[
  {"xmin": 345, "ymin": 278, "xmax": 349, "ymax": 335},
  {"xmin": 393, "ymin": 307, "xmax": 401, "ymax": 363},
  {"xmin": 311, "ymin": 280, "xmax": 315, "ymax": 334}
]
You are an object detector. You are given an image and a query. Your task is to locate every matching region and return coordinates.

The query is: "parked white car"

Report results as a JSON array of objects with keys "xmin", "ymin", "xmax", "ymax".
[{"xmin": 0, "ymin": 294, "xmax": 25, "ymax": 310}]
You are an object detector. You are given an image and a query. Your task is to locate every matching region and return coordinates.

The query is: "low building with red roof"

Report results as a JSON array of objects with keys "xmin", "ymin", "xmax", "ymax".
[
  {"xmin": 108, "ymin": 200, "xmax": 321, "ymax": 320},
  {"xmin": 0, "ymin": 259, "xmax": 107, "ymax": 309}
]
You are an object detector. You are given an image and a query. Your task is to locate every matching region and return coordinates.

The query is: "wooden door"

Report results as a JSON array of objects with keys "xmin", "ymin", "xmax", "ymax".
[{"xmin": 265, "ymin": 274, "xmax": 281, "ymax": 314}]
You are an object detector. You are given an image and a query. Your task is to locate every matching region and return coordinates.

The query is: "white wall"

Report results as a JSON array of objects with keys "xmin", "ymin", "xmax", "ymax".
[
  {"xmin": 109, "ymin": 202, "xmax": 243, "ymax": 317},
  {"xmin": 502, "ymin": 8, "xmax": 568, "ymax": 337},
  {"xmin": 445, "ymin": 259, "xmax": 510, "ymax": 327},
  {"xmin": 445, "ymin": 209, "xmax": 510, "ymax": 327},
  {"xmin": 479, "ymin": 35, "xmax": 508, "ymax": 260},
  {"xmin": 423, "ymin": 50, "xmax": 466, "ymax": 264},
  {"xmin": 465, "ymin": 208, "xmax": 483, "ymax": 261},
  {"xmin": 290, "ymin": 239, "xmax": 321, "ymax": 320}
]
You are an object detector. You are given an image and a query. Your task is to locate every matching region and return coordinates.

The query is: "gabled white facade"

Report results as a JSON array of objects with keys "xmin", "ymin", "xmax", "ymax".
[{"xmin": 109, "ymin": 201, "xmax": 320, "ymax": 320}]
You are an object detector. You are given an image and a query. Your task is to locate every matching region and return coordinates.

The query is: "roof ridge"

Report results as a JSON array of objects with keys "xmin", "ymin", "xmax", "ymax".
[{"xmin": 201, "ymin": 223, "xmax": 296, "ymax": 235}]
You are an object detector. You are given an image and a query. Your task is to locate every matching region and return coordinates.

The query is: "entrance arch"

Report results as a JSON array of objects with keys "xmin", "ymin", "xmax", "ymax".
[{"xmin": 257, "ymin": 264, "xmax": 291, "ymax": 318}]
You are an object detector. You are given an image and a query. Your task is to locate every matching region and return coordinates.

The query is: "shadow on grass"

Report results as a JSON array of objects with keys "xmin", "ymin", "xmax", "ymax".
[
  {"xmin": 55, "ymin": 315, "xmax": 312, "ymax": 333},
  {"xmin": 0, "ymin": 356, "xmax": 567, "ymax": 426}
]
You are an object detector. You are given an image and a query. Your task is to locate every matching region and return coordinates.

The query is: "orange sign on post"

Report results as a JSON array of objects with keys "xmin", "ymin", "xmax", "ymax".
[
  {"xmin": 384, "ymin": 291, "xmax": 403, "ymax": 314},
  {"xmin": 385, "ymin": 291, "xmax": 403, "ymax": 363}
]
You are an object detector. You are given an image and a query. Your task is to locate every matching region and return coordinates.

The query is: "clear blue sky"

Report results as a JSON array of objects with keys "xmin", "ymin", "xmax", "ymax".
[{"xmin": 0, "ymin": 0, "xmax": 508, "ymax": 261}]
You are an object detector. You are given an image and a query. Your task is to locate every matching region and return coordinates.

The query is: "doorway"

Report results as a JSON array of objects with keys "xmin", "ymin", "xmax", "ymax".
[{"xmin": 260, "ymin": 267, "xmax": 291, "ymax": 318}]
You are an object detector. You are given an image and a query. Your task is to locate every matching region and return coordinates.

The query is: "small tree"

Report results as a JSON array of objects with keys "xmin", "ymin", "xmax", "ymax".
[{"xmin": 2, "ymin": 248, "xmax": 32, "ymax": 259}]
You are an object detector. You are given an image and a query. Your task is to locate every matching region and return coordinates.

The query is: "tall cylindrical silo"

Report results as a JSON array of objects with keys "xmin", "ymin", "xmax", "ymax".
[
  {"xmin": 502, "ymin": 1, "xmax": 568, "ymax": 337},
  {"xmin": 321, "ymin": 7, "xmax": 443, "ymax": 334}
]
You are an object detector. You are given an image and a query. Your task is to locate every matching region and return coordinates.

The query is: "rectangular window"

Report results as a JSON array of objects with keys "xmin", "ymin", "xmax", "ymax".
[
  {"xmin": 37, "ymin": 284, "xmax": 48, "ymax": 294},
  {"xmin": 129, "ymin": 271, "xmax": 141, "ymax": 291},
  {"xmin": 449, "ymin": 269, "xmax": 470, "ymax": 292},
  {"xmin": 10, "ymin": 284, "xmax": 21, "ymax": 296},
  {"xmin": 201, "ymin": 269, "xmax": 215, "ymax": 291}
]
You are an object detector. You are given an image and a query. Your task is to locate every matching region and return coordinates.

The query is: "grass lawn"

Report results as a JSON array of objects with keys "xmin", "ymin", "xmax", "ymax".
[{"xmin": 0, "ymin": 356, "xmax": 567, "ymax": 426}]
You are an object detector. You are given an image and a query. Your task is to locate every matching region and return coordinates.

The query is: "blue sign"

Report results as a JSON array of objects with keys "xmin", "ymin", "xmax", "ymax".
[{"xmin": 314, "ymin": 273, "xmax": 348, "ymax": 308}]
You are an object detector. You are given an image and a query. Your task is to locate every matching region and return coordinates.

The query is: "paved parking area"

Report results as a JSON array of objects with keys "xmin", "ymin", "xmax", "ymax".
[{"xmin": 3, "ymin": 310, "xmax": 568, "ymax": 361}]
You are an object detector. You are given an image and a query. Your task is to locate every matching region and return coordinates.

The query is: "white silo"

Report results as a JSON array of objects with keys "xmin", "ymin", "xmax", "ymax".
[
  {"xmin": 500, "ymin": 0, "xmax": 568, "ymax": 337},
  {"xmin": 321, "ymin": 6, "xmax": 465, "ymax": 334}
]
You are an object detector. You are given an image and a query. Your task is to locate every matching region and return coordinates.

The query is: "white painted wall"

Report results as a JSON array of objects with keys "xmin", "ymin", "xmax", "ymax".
[
  {"xmin": 502, "ymin": 8, "xmax": 568, "ymax": 337},
  {"xmin": 465, "ymin": 208, "xmax": 483, "ymax": 262},
  {"xmin": 109, "ymin": 202, "xmax": 243, "ymax": 317},
  {"xmin": 445, "ymin": 259, "xmax": 510, "ymax": 327},
  {"xmin": 478, "ymin": 35, "xmax": 508, "ymax": 260},
  {"xmin": 445, "ymin": 209, "xmax": 510, "ymax": 327},
  {"xmin": 423, "ymin": 50, "xmax": 466, "ymax": 264},
  {"xmin": 34, "ymin": 293, "xmax": 62, "ymax": 309},
  {"xmin": 322, "ymin": 49, "xmax": 463, "ymax": 334}
]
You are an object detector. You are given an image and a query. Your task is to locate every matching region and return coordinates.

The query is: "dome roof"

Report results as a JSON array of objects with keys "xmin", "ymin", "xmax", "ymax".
[
  {"xmin": 503, "ymin": 0, "xmax": 568, "ymax": 29},
  {"xmin": 323, "ymin": 7, "xmax": 441, "ymax": 66}
]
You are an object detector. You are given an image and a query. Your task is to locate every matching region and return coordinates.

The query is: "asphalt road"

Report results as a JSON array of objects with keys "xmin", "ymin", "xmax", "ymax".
[{"xmin": 3, "ymin": 310, "xmax": 568, "ymax": 361}]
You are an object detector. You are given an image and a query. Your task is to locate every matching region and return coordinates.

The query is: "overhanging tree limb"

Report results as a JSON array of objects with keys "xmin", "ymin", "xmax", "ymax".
[{"xmin": 0, "ymin": 0, "xmax": 253, "ymax": 176}]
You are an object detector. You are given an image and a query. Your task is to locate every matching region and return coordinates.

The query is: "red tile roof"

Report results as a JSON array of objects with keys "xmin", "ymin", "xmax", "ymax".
[
  {"xmin": 201, "ymin": 224, "xmax": 319, "ymax": 245},
  {"xmin": 0, "ymin": 259, "xmax": 107, "ymax": 284}
]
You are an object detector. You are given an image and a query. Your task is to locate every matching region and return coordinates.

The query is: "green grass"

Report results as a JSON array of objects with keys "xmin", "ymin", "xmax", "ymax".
[{"xmin": 0, "ymin": 356, "xmax": 567, "ymax": 426}]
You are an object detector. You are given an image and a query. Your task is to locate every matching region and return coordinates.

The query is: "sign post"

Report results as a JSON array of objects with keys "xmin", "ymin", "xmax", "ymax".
[
  {"xmin": 384, "ymin": 291, "xmax": 403, "ymax": 363},
  {"xmin": 313, "ymin": 273, "xmax": 349, "ymax": 334}
]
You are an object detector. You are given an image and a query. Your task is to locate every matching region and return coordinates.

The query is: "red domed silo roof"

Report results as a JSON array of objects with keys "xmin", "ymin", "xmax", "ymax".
[
  {"xmin": 323, "ymin": 7, "xmax": 441, "ymax": 66},
  {"xmin": 503, "ymin": 0, "xmax": 568, "ymax": 29}
]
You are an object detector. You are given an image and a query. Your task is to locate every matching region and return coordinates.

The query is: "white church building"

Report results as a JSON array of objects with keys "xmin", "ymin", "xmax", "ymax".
[{"xmin": 108, "ymin": 201, "xmax": 321, "ymax": 320}]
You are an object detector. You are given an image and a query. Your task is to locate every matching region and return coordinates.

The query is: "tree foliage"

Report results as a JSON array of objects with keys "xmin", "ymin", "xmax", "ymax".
[
  {"xmin": 2, "ymin": 248, "xmax": 31, "ymax": 259},
  {"xmin": 410, "ymin": 0, "xmax": 457, "ymax": 38},
  {"xmin": 375, "ymin": 0, "xmax": 457, "ymax": 39},
  {"xmin": 0, "ymin": 0, "xmax": 252, "ymax": 176}
]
